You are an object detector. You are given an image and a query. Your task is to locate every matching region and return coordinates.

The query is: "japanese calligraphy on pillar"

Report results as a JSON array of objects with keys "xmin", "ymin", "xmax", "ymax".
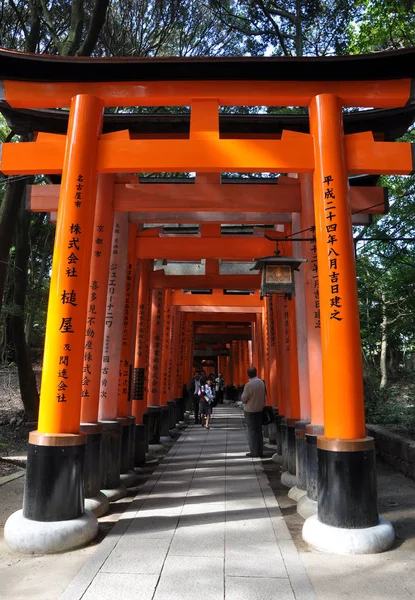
[
  {"xmin": 57, "ymin": 174, "xmax": 84, "ymax": 404},
  {"xmin": 118, "ymin": 249, "xmax": 134, "ymax": 402},
  {"xmin": 149, "ymin": 291, "xmax": 163, "ymax": 396},
  {"xmin": 133, "ymin": 300, "xmax": 146, "ymax": 401},
  {"xmin": 81, "ymin": 218, "xmax": 107, "ymax": 402},
  {"xmin": 284, "ymin": 301, "xmax": 290, "ymax": 352},
  {"xmin": 268, "ymin": 297, "xmax": 276, "ymax": 348},
  {"xmin": 323, "ymin": 175, "xmax": 342, "ymax": 322},
  {"xmin": 167, "ymin": 309, "xmax": 175, "ymax": 393},
  {"xmin": 98, "ymin": 215, "xmax": 129, "ymax": 419},
  {"xmin": 309, "ymin": 228, "xmax": 320, "ymax": 329},
  {"xmin": 162, "ymin": 302, "xmax": 171, "ymax": 399}
]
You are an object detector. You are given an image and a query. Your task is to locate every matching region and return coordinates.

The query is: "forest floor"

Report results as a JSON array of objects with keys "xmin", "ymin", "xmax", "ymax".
[{"xmin": 0, "ymin": 367, "xmax": 39, "ymax": 477}]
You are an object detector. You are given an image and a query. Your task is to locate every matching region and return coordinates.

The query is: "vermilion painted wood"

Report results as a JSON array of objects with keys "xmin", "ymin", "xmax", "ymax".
[
  {"xmin": 310, "ymin": 94, "xmax": 366, "ymax": 440},
  {"xmin": 38, "ymin": 95, "xmax": 103, "ymax": 434}
]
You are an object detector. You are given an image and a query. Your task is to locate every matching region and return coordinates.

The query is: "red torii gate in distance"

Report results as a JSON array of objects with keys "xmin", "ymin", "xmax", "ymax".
[{"xmin": 3, "ymin": 47, "xmax": 414, "ymax": 555}]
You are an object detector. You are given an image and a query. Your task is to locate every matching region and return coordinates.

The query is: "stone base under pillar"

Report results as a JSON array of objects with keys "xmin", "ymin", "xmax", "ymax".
[
  {"xmin": 85, "ymin": 492, "xmax": 110, "ymax": 518},
  {"xmin": 271, "ymin": 452, "xmax": 283, "ymax": 464},
  {"xmin": 302, "ymin": 514, "xmax": 395, "ymax": 555},
  {"xmin": 4, "ymin": 509, "xmax": 98, "ymax": 554},
  {"xmin": 281, "ymin": 471, "xmax": 297, "ymax": 488},
  {"xmin": 297, "ymin": 495, "xmax": 318, "ymax": 519},
  {"xmin": 146, "ymin": 443, "xmax": 167, "ymax": 462},
  {"xmin": 120, "ymin": 470, "xmax": 139, "ymax": 488},
  {"xmin": 169, "ymin": 428, "xmax": 181, "ymax": 438},
  {"xmin": 288, "ymin": 486, "xmax": 307, "ymax": 503},
  {"xmin": 160, "ymin": 435, "xmax": 175, "ymax": 446},
  {"xmin": 100, "ymin": 486, "xmax": 127, "ymax": 502}
]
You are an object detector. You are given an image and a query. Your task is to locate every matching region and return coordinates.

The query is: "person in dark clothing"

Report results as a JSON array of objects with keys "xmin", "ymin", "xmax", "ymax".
[
  {"xmin": 241, "ymin": 366, "xmax": 266, "ymax": 458},
  {"xmin": 190, "ymin": 371, "xmax": 201, "ymax": 424}
]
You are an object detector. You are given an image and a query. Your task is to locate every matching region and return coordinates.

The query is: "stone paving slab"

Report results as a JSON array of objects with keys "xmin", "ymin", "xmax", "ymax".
[{"xmin": 60, "ymin": 406, "xmax": 316, "ymax": 600}]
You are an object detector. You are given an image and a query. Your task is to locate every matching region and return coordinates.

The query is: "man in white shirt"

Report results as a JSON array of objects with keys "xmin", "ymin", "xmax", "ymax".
[{"xmin": 241, "ymin": 366, "xmax": 266, "ymax": 458}]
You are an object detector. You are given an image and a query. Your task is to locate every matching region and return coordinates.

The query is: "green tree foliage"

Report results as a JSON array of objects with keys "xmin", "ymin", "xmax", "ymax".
[{"xmin": 350, "ymin": 0, "xmax": 415, "ymax": 52}]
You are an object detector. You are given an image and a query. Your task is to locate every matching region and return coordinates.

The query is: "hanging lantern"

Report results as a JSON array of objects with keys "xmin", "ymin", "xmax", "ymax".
[{"xmin": 253, "ymin": 254, "xmax": 306, "ymax": 299}]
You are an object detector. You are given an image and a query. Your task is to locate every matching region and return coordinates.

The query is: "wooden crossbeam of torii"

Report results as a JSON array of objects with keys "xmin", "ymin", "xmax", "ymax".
[
  {"xmin": 2, "ymin": 77, "xmax": 412, "ymax": 108},
  {"xmin": 195, "ymin": 326, "xmax": 251, "ymax": 335},
  {"xmin": 27, "ymin": 179, "xmax": 386, "ymax": 219},
  {"xmin": 149, "ymin": 271, "xmax": 261, "ymax": 290},
  {"xmin": 172, "ymin": 290, "xmax": 263, "ymax": 308},
  {"xmin": 184, "ymin": 312, "xmax": 256, "ymax": 323},
  {"xmin": 2, "ymin": 127, "xmax": 414, "ymax": 176}
]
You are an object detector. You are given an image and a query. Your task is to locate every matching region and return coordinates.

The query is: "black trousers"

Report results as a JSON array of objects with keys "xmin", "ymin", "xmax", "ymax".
[
  {"xmin": 244, "ymin": 411, "xmax": 263, "ymax": 457},
  {"xmin": 192, "ymin": 395, "xmax": 200, "ymax": 423}
]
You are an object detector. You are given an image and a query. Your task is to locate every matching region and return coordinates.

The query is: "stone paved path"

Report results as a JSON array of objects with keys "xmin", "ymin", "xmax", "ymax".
[{"xmin": 61, "ymin": 405, "xmax": 316, "ymax": 600}]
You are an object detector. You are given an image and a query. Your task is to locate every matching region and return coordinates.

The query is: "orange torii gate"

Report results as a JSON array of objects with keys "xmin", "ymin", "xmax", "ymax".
[{"xmin": 3, "ymin": 47, "xmax": 413, "ymax": 555}]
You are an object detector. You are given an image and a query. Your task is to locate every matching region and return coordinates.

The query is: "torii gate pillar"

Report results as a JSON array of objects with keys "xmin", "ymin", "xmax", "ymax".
[
  {"xmin": 302, "ymin": 94, "xmax": 394, "ymax": 554},
  {"xmin": 5, "ymin": 95, "xmax": 103, "ymax": 554}
]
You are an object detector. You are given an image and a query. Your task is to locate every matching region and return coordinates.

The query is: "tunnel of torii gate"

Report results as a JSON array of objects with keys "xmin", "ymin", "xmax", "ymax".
[{"xmin": 3, "ymin": 46, "xmax": 415, "ymax": 556}]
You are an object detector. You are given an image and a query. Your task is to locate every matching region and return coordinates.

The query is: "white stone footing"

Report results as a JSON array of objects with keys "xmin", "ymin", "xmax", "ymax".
[
  {"xmin": 100, "ymin": 486, "xmax": 127, "ymax": 502},
  {"xmin": 4, "ymin": 509, "xmax": 98, "ymax": 554},
  {"xmin": 302, "ymin": 514, "xmax": 395, "ymax": 555},
  {"xmin": 271, "ymin": 452, "xmax": 283, "ymax": 464},
  {"xmin": 288, "ymin": 486, "xmax": 307, "ymax": 503},
  {"xmin": 160, "ymin": 436, "xmax": 174, "ymax": 446},
  {"xmin": 84, "ymin": 492, "xmax": 110, "ymax": 518},
  {"xmin": 120, "ymin": 470, "xmax": 138, "ymax": 488},
  {"xmin": 297, "ymin": 495, "xmax": 318, "ymax": 519},
  {"xmin": 281, "ymin": 471, "xmax": 297, "ymax": 488}
]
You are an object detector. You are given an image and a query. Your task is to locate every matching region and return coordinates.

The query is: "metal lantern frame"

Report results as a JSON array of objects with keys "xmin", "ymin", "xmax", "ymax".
[{"xmin": 253, "ymin": 255, "xmax": 307, "ymax": 299}]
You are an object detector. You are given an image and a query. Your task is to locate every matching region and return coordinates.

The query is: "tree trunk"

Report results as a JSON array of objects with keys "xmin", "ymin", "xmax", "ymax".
[
  {"xmin": 0, "ymin": 173, "xmax": 28, "ymax": 316},
  {"xmin": 380, "ymin": 292, "xmax": 388, "ymax": 389},
  {"xmin": 11, "ymin": 196, "xmax": 39, "ymax": 422}
]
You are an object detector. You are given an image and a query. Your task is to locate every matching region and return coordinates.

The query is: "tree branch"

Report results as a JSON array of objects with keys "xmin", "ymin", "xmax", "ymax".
[
  {"xmin": 256, "ymin": 0, "xmax": 292, "ymax": 56},
  {"xmin": 77, "ymin": 0, "xmax": 110, "ymax": 56}
]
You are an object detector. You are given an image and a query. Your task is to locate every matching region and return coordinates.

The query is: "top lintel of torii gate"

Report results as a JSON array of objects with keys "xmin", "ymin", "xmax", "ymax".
[{"xmin": 1, "ymin": 47, "xmax": 415, "ymax": 109}]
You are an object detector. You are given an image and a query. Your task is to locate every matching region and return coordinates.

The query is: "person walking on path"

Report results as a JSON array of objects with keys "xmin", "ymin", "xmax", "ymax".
[
  {"xmin": 241, "ymin": 366, "xmax": 266, "ymax": 457},
  {"xmin": 190, "ymin": 371, "xmax": 201, "ymax": 424},
  {"xmin": 215, "ymin": 372, "xmax": 225, "ymax": 404},
  {"xmin": 198, "ymin": 375, "xmax": 215, "ymax": 429}
]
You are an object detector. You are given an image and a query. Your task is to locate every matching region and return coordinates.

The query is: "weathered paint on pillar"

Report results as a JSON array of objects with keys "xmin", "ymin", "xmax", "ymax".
[
  {"xmin": 309, "ymin": 94, "xmax": 366, "ymax": 440},
  {"xmin": 80, "ymin": 175, "xmax": 115, "ymax": 424},
  {"xmin": 147, "ymin": 289, "xmax": 165, "ymax": 407},
  {"xmin": 117, "ymin": 223, "xmax": 137, "ymax": 418},
  {"xmin": 38, "ymin": 95, "xmax": 103, "ymax": 434},
  {"xmin": 160, "ymin": 289, "xmax": 172, "ymax": 406},
  {"xmin": 98, "ymin": 214, "xmax": 129, "ymax": 421},
  {"xmin": 292, "ymin": 212, "xmax": 311, "ymax": 422},
  {"xmin": 132, "ymin": 259, "xmax": 151, "ymax": 423},
  {"xmin": 248, "ymin": 340, "xmax": 253, "ymax": 366},
  {"xmin": 300, "ymin": 173, "xmax": 324, "ymax": 427}
]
